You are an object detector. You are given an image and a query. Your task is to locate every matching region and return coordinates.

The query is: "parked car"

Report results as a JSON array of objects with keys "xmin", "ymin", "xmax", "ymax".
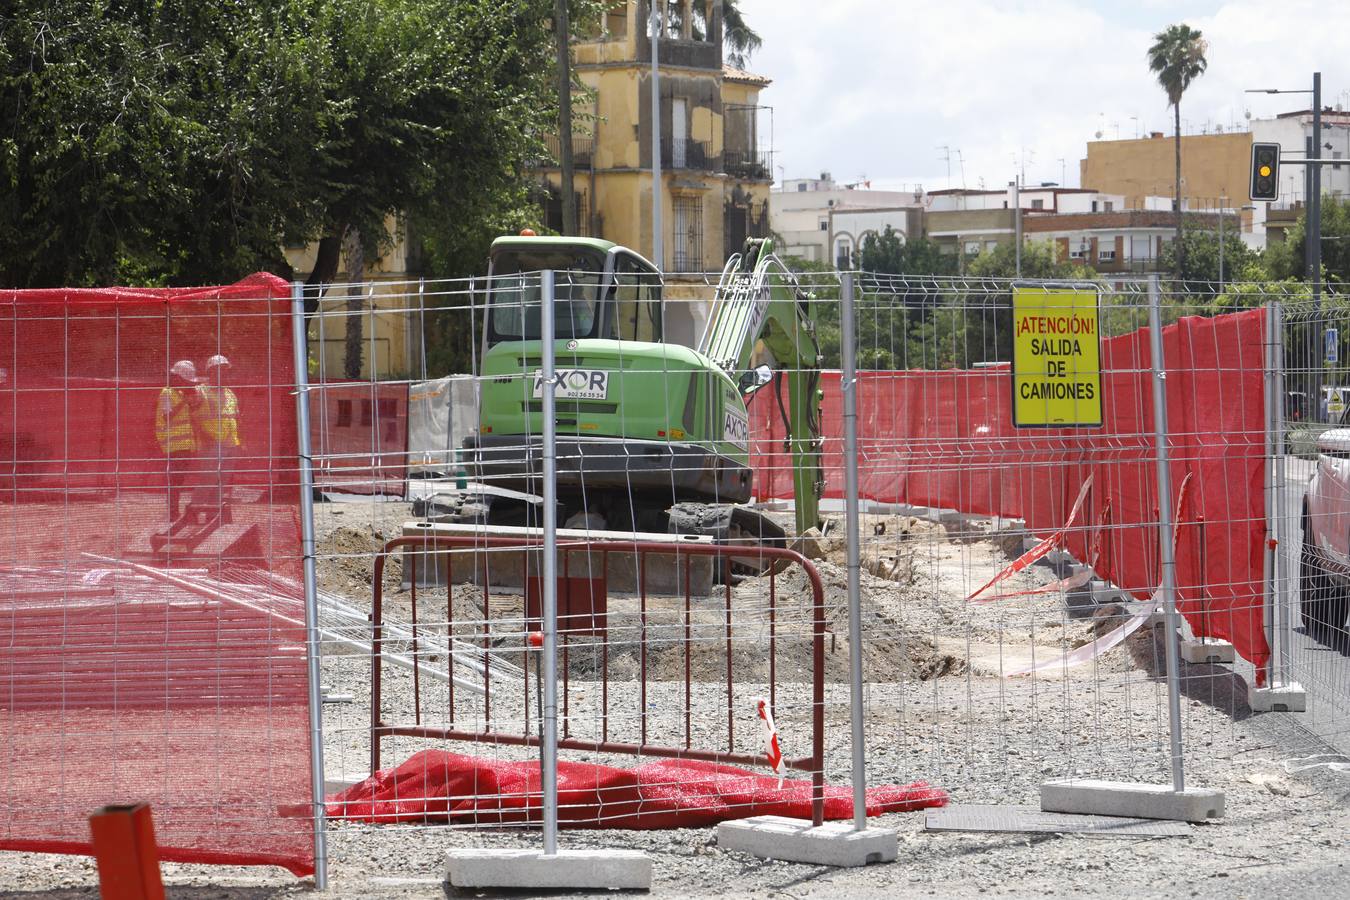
[{"xmin": 1302, "ymin": 428, "xmax": 1350, "ymax": 637}]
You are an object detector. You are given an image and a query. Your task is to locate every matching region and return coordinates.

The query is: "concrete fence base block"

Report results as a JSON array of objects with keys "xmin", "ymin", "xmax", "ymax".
[
  {"xmin": 1041, "ymin": 779, "xmax": 1224, "ymax": 823},
  {"xmin": 444, "ymin": 848, "xmax": 652, "ymax": 891},
  {"xmin": 323, "ymin": 773, "xmax": 368, "ymax": 795},
  {"xmin": 1091, "ymin": 581, "xmax": 1126, "ymax": 604},
  {"xmin": 1248, "ymin": 682, "xmax": 1308, "ymax": 713},
  {"xmin": 1179, "ymin": 639, "xmax": 1236, "ymax": 664},
  {"xmin": 717, "ymin": 816, "xmax": 897, "ymax": 867}
]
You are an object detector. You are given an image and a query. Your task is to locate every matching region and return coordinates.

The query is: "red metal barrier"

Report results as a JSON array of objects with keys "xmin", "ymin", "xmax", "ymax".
[{"xmin": 369, "ymin": 535, "xmax": 827, "ymax": 827}]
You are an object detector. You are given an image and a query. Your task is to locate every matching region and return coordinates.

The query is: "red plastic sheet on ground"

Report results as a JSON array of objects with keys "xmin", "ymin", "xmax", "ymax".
[
  {"xmin": 749, "ymin": 309, "xmax": 1269, "ymax": 676},
  {"xmin": 0, "ymin": 275, "xmax": 314, "ymax": 876},
  {"xmin": 328, "ymin": 750, "xmax": 947, "ymax": 828}
]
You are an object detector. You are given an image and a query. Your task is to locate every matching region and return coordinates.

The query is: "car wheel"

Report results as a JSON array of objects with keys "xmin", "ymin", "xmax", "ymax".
[{"xmin": 1301, "ymin": 523, "xmax": 1348, "ymax": 636}]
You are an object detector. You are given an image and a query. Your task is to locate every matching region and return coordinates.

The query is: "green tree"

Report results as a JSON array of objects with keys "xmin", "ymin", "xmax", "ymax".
[
  {"xmin": 1265, "ymin": 198, "xmax": 1350, "ymax": 286},
  {"xmin": 965, "ymin": 240, "xmax": 1084, "ymax": 280},
  {"xmin": 0, "ymin": 1, "xmax": 332, "ymax": 287},
  {"xmin": 722, "ymin": 0, "xmax": 761, "ymax": 68},
  {"xmin": 0, "ymin": 0, "xmax": 563, "ymax": 293},
  {"xmin": 1156, "ymin": 221, "xmax": 1266, "ymax": 288},
  {"xmin": 1147, "ymin": 23, "xmax": 1208, "ymax": 278}
]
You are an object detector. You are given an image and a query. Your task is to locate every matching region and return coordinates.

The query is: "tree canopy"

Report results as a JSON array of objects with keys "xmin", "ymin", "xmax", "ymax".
[{"xmin": 0, "ymin": 0, "xmax": 566, "ymax": 288}]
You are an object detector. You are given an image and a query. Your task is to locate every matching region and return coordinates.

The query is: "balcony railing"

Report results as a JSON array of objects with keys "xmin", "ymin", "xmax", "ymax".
[
  {"xmin": 724, "ymin": 149, "xmax": 772, "ymax": 181},
  {"xmin": 662, "ymin": 137, "xmax": 718, "ymax": 172},
  {"xmin": 535, "ymin": 134, "xmax": 595, "ymax": 168}
]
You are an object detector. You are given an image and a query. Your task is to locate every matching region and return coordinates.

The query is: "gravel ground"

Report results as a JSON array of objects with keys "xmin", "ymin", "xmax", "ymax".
[{"xmin": 5, "ymin": 500, "xmax": 1350, "ymax": 898}]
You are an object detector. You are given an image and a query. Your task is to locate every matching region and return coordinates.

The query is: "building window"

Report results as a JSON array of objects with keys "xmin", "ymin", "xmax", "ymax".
[
  {"xmin": 797, "ymin": 183, "xmax": 807, "ymax": 192},
  {"xmin": 1031, "ymin": 199, "xmax": 1045, "ymax": 210},
  {"xmin": 835, "ymin": 242, "xmax": 852, "ymax": 268},
  {"xmin": 1092, "ymin": 200, "xmax": 1099, "ymax": 212},
  {"xmin": 964, "ymin": 240, "xmax": 982, "ymax": 255},
  {"xmin": 672, "ymin": 194, "xmax": 703, "ymax": 272},
  {"xmin": 605, "ymin": 3, "xmax": 627, "ymax": 38},
  {"xmin": 1104, "ymin": 200, "xmax": 1114, "ymax": 212},
  {"xmin": 819, "ymin": 220, "xmax": 828, "ymax": 231}
]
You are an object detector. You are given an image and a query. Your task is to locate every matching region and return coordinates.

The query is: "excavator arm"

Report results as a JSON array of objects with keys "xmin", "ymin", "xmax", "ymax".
[{"xmin": 699, "ymin": 239, "xmax": 824, "ymax": 534}]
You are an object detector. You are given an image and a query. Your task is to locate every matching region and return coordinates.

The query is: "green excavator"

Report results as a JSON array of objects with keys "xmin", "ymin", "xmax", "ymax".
[{"xmin": 462, "ymin": 235, "xmax": 823, "ymax": 549}]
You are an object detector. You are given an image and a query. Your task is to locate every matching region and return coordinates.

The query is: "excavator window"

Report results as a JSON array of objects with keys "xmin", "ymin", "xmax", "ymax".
[
  {"xmin": 609, "ymin": 253, "xmax": 663, "ymax": 343},
  {"xmin": 486, "ymin": 247, "xmax": 605, "ymax": 345}
]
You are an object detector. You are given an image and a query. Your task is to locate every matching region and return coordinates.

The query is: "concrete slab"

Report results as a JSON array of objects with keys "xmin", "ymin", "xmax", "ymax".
[
  {"xmin": 1249, "ymin": 682, "xmax": 1308, "ymax": 713},
  {"xmin": 1041, "ymin": 779, "xmax": 1224, "ymax": 823},
  {"xmin": 926, "ymin": 804, "xmax": 1191, "ymax": 837},
  {"xmin": 444, "ymin": 848, "xmax": 652, "ymax": 891},
  {"xmin": 716, "ymin": 816, "xmax": 897, "ymax": 867},
  {"xmin": 1180, "ymin": 639, "xmax": 1236, "ymax": 664}
]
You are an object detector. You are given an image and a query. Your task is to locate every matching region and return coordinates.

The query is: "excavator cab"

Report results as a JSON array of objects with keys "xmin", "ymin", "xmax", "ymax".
[{"xmin": 482, "ymin": 237, "xmax": 663, "ymax": 354}]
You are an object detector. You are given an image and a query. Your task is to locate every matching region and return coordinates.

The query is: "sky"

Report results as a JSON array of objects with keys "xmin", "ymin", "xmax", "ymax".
[{"xmin": 736, "ymin": 0, "xmax": 1350, "ymax": 192}]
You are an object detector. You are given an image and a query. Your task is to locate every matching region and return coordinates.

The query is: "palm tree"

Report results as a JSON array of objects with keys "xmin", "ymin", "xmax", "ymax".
[
  {"xmin": 722, "ymin": 0, "xmax": 761, "ymax": 69},
  {"xmin": 1147, "ymin": 24, "xmax": 1208, "ymax": 278}
]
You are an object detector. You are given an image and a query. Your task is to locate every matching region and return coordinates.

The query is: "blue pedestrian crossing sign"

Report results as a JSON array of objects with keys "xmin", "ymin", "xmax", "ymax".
[{"xmin": 1327, "ymin": 327, "xmax": 1339, "ymax": 365}]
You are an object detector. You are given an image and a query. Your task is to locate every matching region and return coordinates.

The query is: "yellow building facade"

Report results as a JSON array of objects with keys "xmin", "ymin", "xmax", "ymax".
[
  {"xmin": 283, "ymin": 217, "xmax": 424, "ymax": 380},
  {"xmin": 541, "ymin": 1, "xmax": 772, "ymax": 322},
  {"xmin": 1080, "ymin": 131, "xmax": 1253, "ymax": 213}
]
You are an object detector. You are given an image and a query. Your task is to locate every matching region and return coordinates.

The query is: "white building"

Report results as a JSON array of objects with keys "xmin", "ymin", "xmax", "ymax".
[
  {"xmin": 771, "ymin": 172, "xmax": 924, "ymax": 263},
  {"xmin": 1250, "ymin": 108, "xmax": 1350, "ymax": 246}
]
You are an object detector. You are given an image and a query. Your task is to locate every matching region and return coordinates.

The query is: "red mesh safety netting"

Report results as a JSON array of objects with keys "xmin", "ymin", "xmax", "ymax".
[
  {"xmin": 750, "ymin": 308, "xmax": 1270, "ymax": 676},
  {"xmin": 327, "ymin": 750, "xmax": 947, "ymax": 828},
  {"xmin": 0, "ymin": 274, "xmax": 314, "ymax": 876}
]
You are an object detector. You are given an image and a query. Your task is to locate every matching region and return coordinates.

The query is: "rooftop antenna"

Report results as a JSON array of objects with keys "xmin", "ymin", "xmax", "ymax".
[
  {"xmin": 937, "ymin": 145, "xmax": 953, "ymax": 190},
  {"xmin": 955, "ymin": 148, "xmax": 967, "ymax": 189}
]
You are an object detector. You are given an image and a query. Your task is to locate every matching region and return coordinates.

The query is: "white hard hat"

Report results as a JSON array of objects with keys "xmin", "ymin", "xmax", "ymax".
[
  {"xmin": 205, "ymin": 354, "xmax": 231, "ymax": 369},
  {"xmin": 170, "ymin": 360, "xmax": 199, "ymax": 382}
]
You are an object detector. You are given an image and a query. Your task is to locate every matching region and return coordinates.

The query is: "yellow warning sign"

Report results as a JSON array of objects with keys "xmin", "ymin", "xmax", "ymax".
[{"xmin": 1012, "ymin": 285, "xmax": 1102, "ymax": 427}]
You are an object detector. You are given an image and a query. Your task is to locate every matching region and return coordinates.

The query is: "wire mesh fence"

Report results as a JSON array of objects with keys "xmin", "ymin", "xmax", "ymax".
[{"xmin": 6, "ymin": 256, "xmax": 1350, "ymax": 889}]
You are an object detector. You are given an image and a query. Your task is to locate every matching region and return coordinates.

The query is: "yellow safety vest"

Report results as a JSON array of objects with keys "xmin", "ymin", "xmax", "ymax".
[
  {"xmin": 196, "ymin": 385, "xmax": 241, "ymax": 448},
  {"xmin": 155, "ymin": 387, "xmax": 196, "ymax": 454}
]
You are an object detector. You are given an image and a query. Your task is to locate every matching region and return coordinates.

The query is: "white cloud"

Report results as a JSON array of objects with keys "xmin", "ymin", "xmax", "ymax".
[{"xmin": 737, "ymin": 0, "xmax": 1350, "ymax": 190}]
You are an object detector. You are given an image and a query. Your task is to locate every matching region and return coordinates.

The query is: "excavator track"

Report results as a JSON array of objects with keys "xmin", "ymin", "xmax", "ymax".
[{"xmin": 666, "ymin": 502, "xmax": 787, "ymax": 577}]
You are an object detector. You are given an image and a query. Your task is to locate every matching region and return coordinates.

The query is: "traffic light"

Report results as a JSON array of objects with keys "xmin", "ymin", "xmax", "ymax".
[{"xmin": 1250, "ymin": 142, "xmax": 1281, "ymax": 201}]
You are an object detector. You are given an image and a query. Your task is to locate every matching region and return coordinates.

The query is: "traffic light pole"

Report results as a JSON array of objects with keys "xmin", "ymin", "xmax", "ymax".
[{"xmin": 1314, "ymin": 73, "xmax": 1324, "ymax": 419}]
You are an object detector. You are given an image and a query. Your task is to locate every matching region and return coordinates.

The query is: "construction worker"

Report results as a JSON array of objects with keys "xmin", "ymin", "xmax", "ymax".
[
  {"xmin": 196, "ymin": 354, "xmax": 241, "ymax": 520},
  {"xmin": 156, "ymin": 360, "xmax": 200, "ymax": 520}
]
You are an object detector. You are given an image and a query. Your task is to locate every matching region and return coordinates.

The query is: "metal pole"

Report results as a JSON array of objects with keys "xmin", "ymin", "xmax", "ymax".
[
  {"xmin": 1306, "ymin": 135, "xmax": 1321, "ymax": 415},
  {"xmin": 1313, "ymin": 74, "xmax": 1325, "ymax": 420},
  {"xmin": 1218, "ymin": 196, "xmax": 1225, "ymax": 290},
  {"xmin": 1262, "ymin": 301, "xmax": 1278, "ymax": 686},
  {"xmin": 1013, "ymin": 178, "xmax": 1022, "ymax": 278},
  {"xmin": 1271, "ymin": 302, "xmax": 1293, "ymax": 685},
  {"xmin": 539, "ymin": 270, "xmax": 560, "ymax": 855},
  {"xmin": 554, "ymin": 0, "xmax": 576, "ymax": 235},
  {"xmin": 290, "ymin": 283, "xmax": 328, "ymax": 889},
  {"xmin": 1146, "ymin": 275, "xmax": 1186, "ymax": 794},
  {"xmin": 839, "ymin": 272, "xmax": 867, "ymax": 831},
  {"xmin": 649, "ymin": 3, "xmax": 664, "ymax": 270}
]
